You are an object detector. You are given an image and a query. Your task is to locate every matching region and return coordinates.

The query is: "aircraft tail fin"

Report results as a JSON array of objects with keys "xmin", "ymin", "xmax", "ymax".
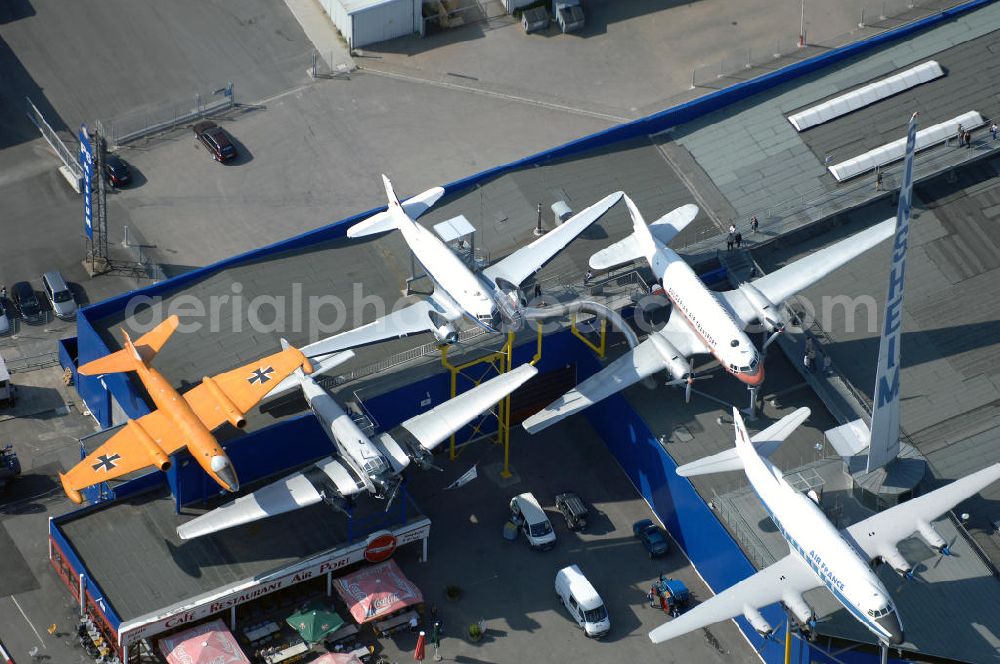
[
  {"xmin": 347, "ymin": 174, "xmax": 441, "ymax": 239},
  {"xmin": 589, "ymin": 194, "xmax": 658, "ymax": 270},
  {"xmin": 262, "ymin": 346, "xmax": 355, "ymax": 402},
  {"xmin": 77, "ymin": 316, "xmax": 180, "ymax": 376},
  {"xmin": 676, "ymin": 407, "xmax": 810, "ymax": 477}
]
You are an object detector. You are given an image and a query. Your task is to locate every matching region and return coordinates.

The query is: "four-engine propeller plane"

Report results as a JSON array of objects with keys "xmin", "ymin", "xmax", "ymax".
[
  {"xmin": 522, "ymin": 196, "xmax": 897, "ymax": 433},
  {"xmin": 649, "ymin": 407, "xmax": 1000, "ymax": 647},
  {"xmin": 60, "ymin": 315, "xmax": 314, "ymax": 504}
]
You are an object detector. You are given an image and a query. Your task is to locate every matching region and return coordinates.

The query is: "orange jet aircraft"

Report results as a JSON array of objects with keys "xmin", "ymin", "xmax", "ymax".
[{"xmin": 60, "ymin": 315, "xmax": 314, "ymax": 504}]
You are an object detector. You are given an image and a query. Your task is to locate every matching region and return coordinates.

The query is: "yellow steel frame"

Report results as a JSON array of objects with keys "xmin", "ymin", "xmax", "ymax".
[
  {"xmin": 437, "ymin": 315, "xmax": 607, "ymax": 479},
  {"xmin": 571, "ymin": 314, "xmax": 607, "ymax": 359}
]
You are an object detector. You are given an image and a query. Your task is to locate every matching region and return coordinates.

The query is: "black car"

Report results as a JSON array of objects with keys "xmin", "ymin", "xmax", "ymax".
[
  {"xmin": 11, "ymin": 281, "xmax": 42, "ymax": 323},
  {"xmin": 104, "ymin": 154, "xmax": 131, "ymax": 187},
  {"xmin": 555, "ymin": 492, "xmax": 590, "ymax": 531},
  {"xmin": 193, "ymin": 120, "xmax": 237, "ymax": 162},
  {"xmin": 633, "ymin": 519, "xmax": 669, "ymax": 558}
]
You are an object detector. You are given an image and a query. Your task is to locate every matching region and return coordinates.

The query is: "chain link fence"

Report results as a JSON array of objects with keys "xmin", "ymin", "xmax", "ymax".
[{"xmin": 96, "ymin": 82, "xmax": 236, "ymax": 149}]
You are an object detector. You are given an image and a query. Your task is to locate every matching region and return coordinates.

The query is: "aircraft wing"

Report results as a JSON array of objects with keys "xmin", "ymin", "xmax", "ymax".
[
  {"xmin": 844, "ymin": 463, "xmax": 1000, "ymax": 561},
  {"xmin": 649, "ymin": 553, "xmax": 821, "ymax": 643},
  {"xmin": 300, "ymin": 299, "xmax": 450, "ymax": 359},
  {"xmin": 183, "ymin": 346, "xmax": 311, "ymax": 429},
  {"xmin": 481, "ymin": 191, "xmax": 623, "ymax": 287},
  {"xmin": 61, "ymin": 411, "xmax": 185, "ymax": 497},
  {"xmin": 720, "ymin": 218, "xmax": 895, "ymax": 326},
  {"xmin": 176, "ymin": 456, "xmax": 363, "ymax": 539},
  {"xmin": 399, "ymin": 364, "xmax": 537, "ymax": 452},
  {"xmin": 523, "ymin": 317, "xmax": 706, "ymax": 434}
]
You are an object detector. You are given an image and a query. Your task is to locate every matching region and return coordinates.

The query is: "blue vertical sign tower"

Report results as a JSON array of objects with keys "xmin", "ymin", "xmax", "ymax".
[{"xmin": 79, "ymin": 124, "xmax": 94, "ymax": 240}]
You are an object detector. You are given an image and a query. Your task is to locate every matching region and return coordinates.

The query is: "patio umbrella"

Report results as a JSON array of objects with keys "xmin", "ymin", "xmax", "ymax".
[
  {"xmin": 286, "ymin": 602, "xmax": 346, "ymax": 644},
  {"xmin": 413, "ymin": 631, "xmax": 426, "ymax": 661}
]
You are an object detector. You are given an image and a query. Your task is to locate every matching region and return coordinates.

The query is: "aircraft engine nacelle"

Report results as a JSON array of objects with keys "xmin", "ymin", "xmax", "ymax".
[
  {"xmin": 742, "ymin": 606, "xmax": 773, "ymax": 638},
  {"xmin": 737, "ymin": 282, "xmax": 781, "ymax": 332},
  {"xmin": 649, "ymin": 334, "xmax": 693, "ymax": 385},
  {"xmin": 782, "ymin": 593, "xmax": 816, "ymax": 628},
  {"xmin": 433, "ymin": 323, "xmax": 458, "ymax": 345},
  {"xmin": 877, "ymin": 545, "xmax": 912, "ymax": 577},
  {"xmin": 202, "ymin": 375, "xmax": 247, "ymax": 429},
  {"xmin": 917, "ymin": 520, "xmax": 949, "ymax": 554},
  {"xmin": 126, "ymin": 419, "xmax": 171, "ymax": 471}
]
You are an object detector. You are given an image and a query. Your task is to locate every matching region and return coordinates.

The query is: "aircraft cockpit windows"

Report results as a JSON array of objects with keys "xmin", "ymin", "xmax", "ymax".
[
  {"xmin": 868, "ymin": 607, "xmax": 892, "ymax": 618},
  {"xmin": 749, "ymin": 357, "xmax": 759, "ymax": 369},
  {"xmin": 739, "ymin": 366, "xmax": 750, "ymax": 372},
  {"xmin": 730, "ymin": 339, "xmax": 740, "ymax": 347}
]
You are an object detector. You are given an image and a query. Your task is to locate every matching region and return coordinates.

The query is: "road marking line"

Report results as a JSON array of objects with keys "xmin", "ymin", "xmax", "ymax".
[
  {"xmin": 11, "ymin": 596, "xmax": 46, "ymax": 647},
  {"xmin": 362, "ymin": 67, "xmax": 630, "ymax": 124}
]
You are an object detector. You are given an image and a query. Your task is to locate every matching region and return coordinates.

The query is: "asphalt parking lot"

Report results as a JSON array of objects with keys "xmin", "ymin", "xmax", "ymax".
[{"xmin": 373, "ymin": 418, "xmax": 759, "ymax": 664}]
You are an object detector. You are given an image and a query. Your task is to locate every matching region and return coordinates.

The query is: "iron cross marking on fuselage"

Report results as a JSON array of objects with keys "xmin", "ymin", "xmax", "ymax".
[
  {"xmin": 248, "ymin": 366, "xmax": 275, "ymax": 384},
  {"xmin": 92, "ymin": 453, "xmax": 121, "ymax": 472}
]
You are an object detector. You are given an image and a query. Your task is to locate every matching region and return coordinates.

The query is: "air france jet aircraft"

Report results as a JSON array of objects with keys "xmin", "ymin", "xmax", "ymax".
[
  {"xmin": 651, "ymin": 408, "xmax": 1000, "ymax": 646},
  {"xmin": 522, "ymin": 196, "xmax": 896, "ymax": 433},
  {"xmin": 303, "ymin": 176, "xmax": 623, "ymax": 356},
  {"xmin": 177, "ymin": 361, "xmax": 537, "ymax": 539},
  {"xmin": 61, "ymin": 316, "xmax": 313, "ymax": 504}
]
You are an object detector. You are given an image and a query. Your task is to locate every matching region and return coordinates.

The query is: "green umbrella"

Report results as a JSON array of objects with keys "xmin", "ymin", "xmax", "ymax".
[{"xmin": 286, "ymin": 601, "xmax": 346, "ymax": 644}]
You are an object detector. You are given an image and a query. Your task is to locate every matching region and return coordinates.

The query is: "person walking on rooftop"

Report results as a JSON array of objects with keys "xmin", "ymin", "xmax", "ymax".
[
  {"xmin": 583, "ymin": 269, "xmax": 593, "ymax": 286},
  {"xmin": 875, "ymin": 166, "xmax": 883, "ymax": 192},
  {"xmin": 726, "ymin": 230, "xmax": 735, "ymax": 251},
  {"xmin": 991, "ymin": 122, "xmax": 998, "ymax": 141},
  {"xmin": 957, "ymin": 124, "xmax": 964, "ymax": 148},
  {"xmin": 735, "ymin": 231, "xmax": 743, "ymax": 249},
  {"xmin": 750, "ymin": 215, "xmax": 759, "ymax": 234},
  {"xmin": 965, "ymin": 129, "xmax": 973, "ymax": 149}
]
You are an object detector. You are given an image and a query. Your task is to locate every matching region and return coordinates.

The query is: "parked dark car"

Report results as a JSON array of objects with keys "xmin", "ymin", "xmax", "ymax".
[
  {"xmin": 555, "ymin": 492, "xmax": 590, "ymax": 531},
  {"xmin": 104, "ymin": 154, "xmax": 131, "ymax": 187},
  {"xmin": 11, "ymin": 282, "xmax": 42, "ymax": 323},
  {"xmin": 633, "ymin": 519, "xmax": 669, "ymax": 558},
  {"xmin": 193, "ymin": 120, "xmax": 237, "ymax": 162}
]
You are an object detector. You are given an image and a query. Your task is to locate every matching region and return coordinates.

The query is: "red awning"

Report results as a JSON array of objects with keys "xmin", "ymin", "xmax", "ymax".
[
  {"xmin": 158, "ymin": 618, "xmax": 250, "ymax": 664},
  {"xmin": 334, "ymin": 559, "xmax": 423, "ymax": 624}
]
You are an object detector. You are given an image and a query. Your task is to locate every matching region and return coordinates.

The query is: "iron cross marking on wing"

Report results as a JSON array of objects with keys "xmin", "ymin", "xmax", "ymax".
[
  {"xmin": 248, "ymin": 366, "xmax": 275, "ymax": 384},
  {"xmin": 92, "ymin": 453, "xmax": 121, "ymax": 472}
]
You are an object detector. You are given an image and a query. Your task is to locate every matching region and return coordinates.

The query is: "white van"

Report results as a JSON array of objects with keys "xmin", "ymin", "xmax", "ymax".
[
  {"xmin": 42, "ymin": 271, "xmax": 76, "ymax": 320},
  {"xmin": 555, "ymin": 565, "xmax": 610, "ymax": 638},
  {"xmin": 509, "ymin": 492, "xmax": 556, "ymax": 550}
]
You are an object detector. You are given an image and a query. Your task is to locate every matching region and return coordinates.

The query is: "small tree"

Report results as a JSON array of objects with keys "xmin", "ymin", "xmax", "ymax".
[{"xmin": 467, "ymin": 622, "xmax": 483, "ymax": 642}]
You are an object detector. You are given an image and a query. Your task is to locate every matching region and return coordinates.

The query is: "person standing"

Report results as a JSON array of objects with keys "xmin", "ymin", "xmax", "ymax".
[
  {"xmin": 750, "ymin": 215, "xmax": 759, "ymax": 234},
  {"xmin": 957, "ymin": 124, "xmax": 964, "ymax": 148},
  {"xmin": 991, "ymin": 122, "xmax": 998, "ymax": 141},
  {"xmin": 726, "ymin": 230, "xmax": 735, "ymax": 251},
  {"xmin": 734, "ymin": 231, "xmax": 743, "ymax": 249},
  {"xmin": 875, "ymin": 166, "xmax": 883, "ymax": 192}
]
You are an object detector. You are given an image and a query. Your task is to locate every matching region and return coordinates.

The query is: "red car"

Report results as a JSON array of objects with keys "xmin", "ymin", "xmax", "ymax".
[{"xmin": 193, "ymin": 120, "xmax": 237, "ymax": 162}]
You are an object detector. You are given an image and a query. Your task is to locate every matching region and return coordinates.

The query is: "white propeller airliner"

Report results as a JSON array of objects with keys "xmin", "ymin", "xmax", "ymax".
[
  {"xmin": 522, "ymin": 197, "xmax": 897, "ymax": 433},
  {"xmin": 650, "ymin": 407, "xmax": 1000, "ymax": 646},
  {"xmin": 177, "ymin": 356, "xmax": 537, "ymax": 539},
  {"xmin": 303, "ymin": 176, "xmax": 623, "ymax": 357}
]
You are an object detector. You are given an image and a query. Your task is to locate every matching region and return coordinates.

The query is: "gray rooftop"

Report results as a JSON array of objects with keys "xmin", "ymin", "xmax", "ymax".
[{"xmin": 59, "ymin": 483, "xmax": 426, "ymax": 622}]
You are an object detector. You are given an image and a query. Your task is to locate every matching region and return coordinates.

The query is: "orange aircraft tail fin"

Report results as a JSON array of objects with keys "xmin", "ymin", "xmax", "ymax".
[{"xmin": 77, "ymin": 316, "xmax": 180, "ymax": 376}]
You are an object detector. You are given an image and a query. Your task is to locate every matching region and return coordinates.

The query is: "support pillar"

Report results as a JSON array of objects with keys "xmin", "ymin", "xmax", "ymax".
[{"xmin": 746, "ymin": 385, "xmax": 760, "ymax": 421}]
